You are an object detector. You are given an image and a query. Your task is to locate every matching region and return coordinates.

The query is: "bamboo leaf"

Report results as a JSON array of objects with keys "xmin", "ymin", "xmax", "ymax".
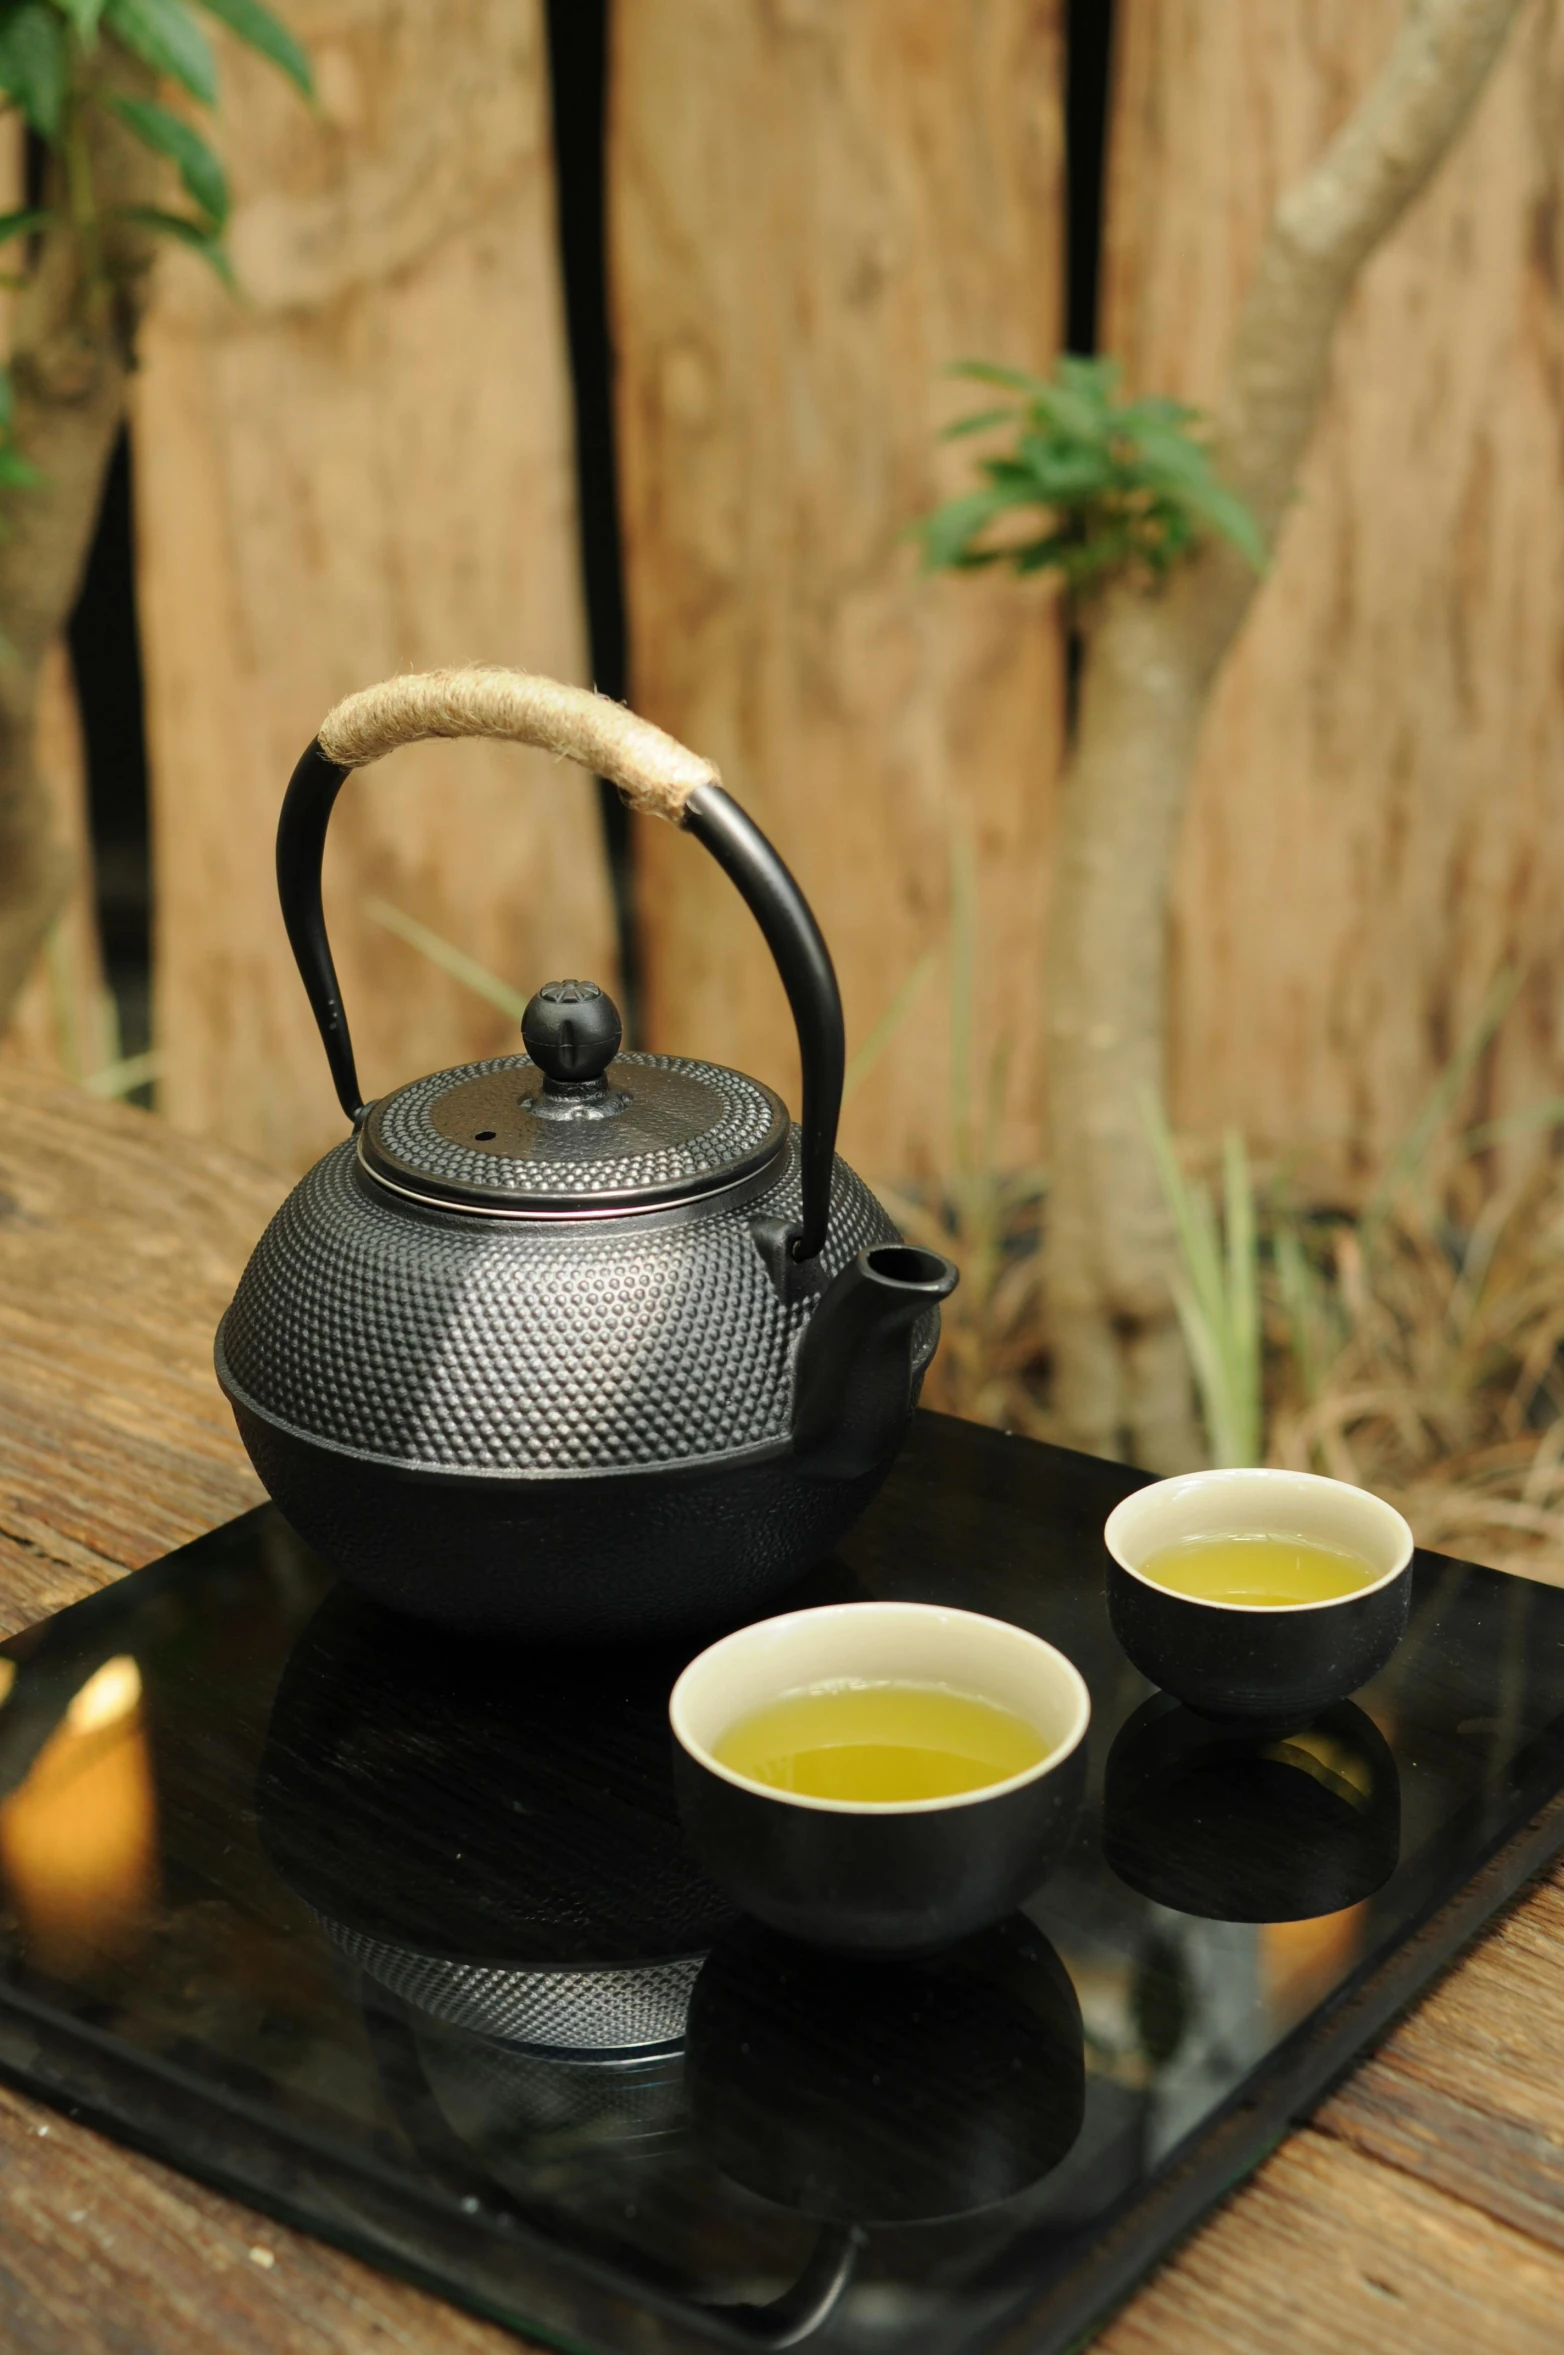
[
  {"xmin": 949, "ymin": 829, "xmax": 977, "ymax": 1175},
  {"xmin": 191, "ymin": 0, "xmax": 309, "ymax": 94},
  {"xmin": 103, "ymin": 0, "xmax": 215, "ymax": 103},
  {"xmin": 0, "ymin": 206, "xmax": 51, "ymax": 245},
  {"xmin": 843, "ymin": 948, "xmax": 937, "ymax": 1104},
  {"xmin": 1142, "ymin": 1092, "xmax": 1265, "ymax": 1466},
  {"xmin": 52, "ymin": 0, "xmax": 106, "ymax": 34},
  {"xmin": 83, "ymin": 1047, "xmax": 161, "ymax": 1099},
  {"xmin": 109, "ymin": 95, "xmax": 227, "ymax": 223},
  {"xmin": 1363, "ymin": 964, "xmax": 1522, "ymax": 1232},
  {"xmin": 0, "ymin": 4, "xmax": 65, "ymax": 136},
  {"xmin": 1223, "ymin": 1129, "xmax": 1261, "ymax": 1463},
  {"xmin": 0, "ymin": 439, "xmax": 37, "ymax": 481},
  {"xmin": 117, "ymin": 203, "xmax": 233, "ymax": 282},
  {"xmin": 1461, "ymin": 1095, "xmax": 1564, "ymax": 1153},
  {"xmin": 366, "ymin": 898, "xmax": 531, "ymax": 1025}
]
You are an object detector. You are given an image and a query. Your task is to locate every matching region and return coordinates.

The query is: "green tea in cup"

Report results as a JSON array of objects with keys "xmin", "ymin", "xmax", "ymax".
[
  {"xmin": 1138, "ymin": 1533, "xmax": 1381, "ymax": 1610},
  {"xmin": 713, "ymin": 1681, "xmax": 1050, "ymax": 1803}
]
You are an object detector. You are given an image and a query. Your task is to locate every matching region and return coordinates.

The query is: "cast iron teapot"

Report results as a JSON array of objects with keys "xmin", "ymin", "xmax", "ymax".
[{"xmin": 217, "ymin": 667, "xmax": 958, "ymax": 1639}]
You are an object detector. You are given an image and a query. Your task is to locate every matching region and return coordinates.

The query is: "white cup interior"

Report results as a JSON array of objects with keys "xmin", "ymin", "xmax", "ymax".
[
  {"xmin": 1104, "ymin": 1468, "xmax": 1414, "ymax": 1611},
  {"xmin": 669, "ymin": 1601, "xmax": 1092, "ymax": 1814}
]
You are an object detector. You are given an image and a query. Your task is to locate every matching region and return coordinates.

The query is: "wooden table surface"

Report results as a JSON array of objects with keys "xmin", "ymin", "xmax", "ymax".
[{"xmin": 4, "ymin": 1063, "xmax": 1564, "ymax": 2354}]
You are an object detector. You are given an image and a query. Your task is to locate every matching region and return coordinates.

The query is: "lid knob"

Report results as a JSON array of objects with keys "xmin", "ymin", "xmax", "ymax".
[{"xmin": 522, "ymin": 980, "xmax": 623, "ymax": 1088}]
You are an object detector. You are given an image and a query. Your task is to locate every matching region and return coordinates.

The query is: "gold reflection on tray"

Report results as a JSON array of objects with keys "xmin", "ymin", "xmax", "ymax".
[
  {"xmin": 1260, "ymin": 1902, "xmax": 1368, "ymax": 2015},
  {"xmin": 0, "ymin": 1656, "xmax": 158, "ymax": 1979}
]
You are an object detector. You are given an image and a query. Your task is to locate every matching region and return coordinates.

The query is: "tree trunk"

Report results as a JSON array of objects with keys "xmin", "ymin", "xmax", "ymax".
[
  {"xmin": 0, "ymin": 643, "xmax": 111, "ymax": 1081},
  {"xmin": 610, "ymin": 0, "xmax": 1064, "ymax": 1182},
  {"xmin": 1044, "ymin": 0, "xmax": 1528, "ymax": 1467},
  {"xmin": 0, "ymin": 51, "xmax": 157, "ymax": 1024},
  {"xmin": 1109, "ymin": 0, "xmax": 1564, "ymax": 1188},
  {"xmin": 133, "ymin": 0, "xmax": 614, "ymax": 1170}
]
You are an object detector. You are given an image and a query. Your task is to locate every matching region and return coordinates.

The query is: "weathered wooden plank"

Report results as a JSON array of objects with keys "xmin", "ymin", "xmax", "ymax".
[
  {"xmin": 611, "ymin": 0, "xmax": 1064, "ymax": 1183},
  {"xmin": 1096, "ymin": 2121, "xmax": 1564, "ymax": 2354},
  {"xmin": 134, "ymin": 0, "xmax": 616, "ymax": 1173},
  {"xmin": 1102, "ymin": 0, "xmax": 1564, "ymax": 1184},
  {"xmin": 0, "ymin": 2076, "xmax": 520, "ymax": 2354},
  {"xmin": 1317, "ymin": 1872, "xmax": 1564, "ymax": 2246},
  {"xmin": 0, "ymin": 1069, "xmax": 279, "ymax": 1622}
]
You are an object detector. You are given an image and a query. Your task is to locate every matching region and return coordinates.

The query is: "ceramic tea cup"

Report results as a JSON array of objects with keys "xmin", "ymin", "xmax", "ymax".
[
  {"xmin": 1104, "ymin": 1468, "xmax": 1414, "ymax": 1725},
  {"xmin": 669, "ymin": 1601, "xmax": 1090, "ymax": 1956}
]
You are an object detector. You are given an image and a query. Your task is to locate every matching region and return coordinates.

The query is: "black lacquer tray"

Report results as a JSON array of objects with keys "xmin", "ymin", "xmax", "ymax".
[{"xmin": 1, "ymin": 1412, "xmax": 1563, "ymax": 2355}]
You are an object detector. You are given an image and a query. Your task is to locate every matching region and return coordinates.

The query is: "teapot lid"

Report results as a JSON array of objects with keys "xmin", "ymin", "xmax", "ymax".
[{"xmin": 358, "ymin": 980, "xmax": 789, "ymax": 1217}]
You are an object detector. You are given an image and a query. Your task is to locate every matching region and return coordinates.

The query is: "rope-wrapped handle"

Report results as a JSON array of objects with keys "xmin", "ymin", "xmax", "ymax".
[
  {"xmin": 278, "ymin": 667, "xmax": 845, "ymax": 1262},
  {"xmin": 317, "ymin": 666, "xmax": 719, "ymax": 823}
]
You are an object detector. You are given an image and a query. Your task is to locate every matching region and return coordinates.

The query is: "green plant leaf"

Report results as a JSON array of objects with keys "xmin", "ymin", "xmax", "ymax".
[
  {"xmin": 922, "ymin": 350, "xmax": 1269, "ymax": 593},
  {"xmin": 103, "ymin": 0, "xmax": 215, "ymax": 102},
  {"xmin": 117, "ymin": 202, "xmax": 232, "ymax": 281},
  {"xmin": 52, "ymin": 0, "xmax": 107, "ymax": 36},
  {"xmin": 110, "ymin": 94, "xmax": 227, "ymax": 222},
  {"xmin": 946, "ymin": 358, "xmax": 1050, "ymax": 395},
  {"xmin": 1026, "ymin": 380, "xmax": 1109, "ymax": 442},
  {"xmin": 191, "ymin": 0, "xmax": 308, "ymax": 91},
  {"xmin": 1057, "ymin": 352, "xmax": 1120, "ymax": 400},
  {"xmin": 939, "ymin": 405, "xmax": 1018, "ymax": 442},
  {"xmin": 916, "ymin": 487, "xmax": 1009, "ymax": 572},
  {"xmin": 1126, "ymin": 418, "xmax": 1210, "ymax": 473},
  {"xmin": 0, "ymin": 441, "xmax": 39, "ymax": 487},
  {"xmin": 1117, "ymin": 393, "xmax": 1197, "ymax": 432},
  {"xmin": 0, "ymin": 206, "xmax": 51, "ymax": 245},
  {"xmin": 0, "ymin": 4, "xmax": 66, "ymax": 136},
  {"xmin": 1012, "ymin": 534, "xmax": 1076, "ymax": 575},
  {"xmin": 1011, "ymin": 437, "xmax": 1113, "ymax": 497},
  {"xmin": 1179, "ymin": 475, "xmax": 1269, "ymax": 572}
]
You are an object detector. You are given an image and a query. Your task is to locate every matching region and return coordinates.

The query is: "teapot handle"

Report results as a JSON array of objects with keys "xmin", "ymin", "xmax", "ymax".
[{"xmin": 276, "ymin": 667, "xmax": 845, "ymax": 1262}]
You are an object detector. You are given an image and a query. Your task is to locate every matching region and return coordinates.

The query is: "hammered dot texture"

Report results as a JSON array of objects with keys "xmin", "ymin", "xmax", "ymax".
[
  {"xmin": 374, "ymin": 1051, "xmax": 781, "ymax": 1200},
  {"xmin": 219, "ymin": 1131, "xmax": 903, "ymax": 1475},
  {"xmin": 320, "ymin": 1917, "xmax": 700, "ymax": 2055}
]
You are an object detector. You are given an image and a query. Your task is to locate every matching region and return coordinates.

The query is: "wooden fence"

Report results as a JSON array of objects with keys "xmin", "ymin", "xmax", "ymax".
[
  {"xmin": 5, "ymin": 0, "xmax": 1562, "ymax": 1198},
  {"xmin": 133, "ymin": 0, "xmax": 614, "ymax": 1172}
]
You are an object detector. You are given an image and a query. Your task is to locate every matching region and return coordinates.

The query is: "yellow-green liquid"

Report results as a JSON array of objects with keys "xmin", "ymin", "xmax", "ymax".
[
  {"xmin": 713, "ymin": 1682, "xmax": 1050, "ymax": 1803},
  {"xmin": 1140, "ymin": 1533, "xmax": 1380, "ymax": 1608}
]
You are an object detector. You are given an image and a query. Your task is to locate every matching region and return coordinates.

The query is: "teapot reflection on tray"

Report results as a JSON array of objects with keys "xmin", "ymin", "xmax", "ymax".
[
  {"xmin": 255, "ymin": 1589, "xmax": 734, "ymax": 2083},
  {"xmin": 1102, "ymin": 1695, "xmax": 1401, "ymax": 1922}
]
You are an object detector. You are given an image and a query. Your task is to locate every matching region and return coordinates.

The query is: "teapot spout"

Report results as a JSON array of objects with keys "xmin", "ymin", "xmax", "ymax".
[{"xmin": 792, "ymin": 1245, "xmax": 959, "ymax": 1482}]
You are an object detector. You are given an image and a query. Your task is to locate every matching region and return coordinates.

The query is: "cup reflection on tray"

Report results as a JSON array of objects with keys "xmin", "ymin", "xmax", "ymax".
[
  {"xmin": 684, "ymin": 1914, "xmax": 1085, "ymax": 2226},
  {"xmin": 1102, "ymin": 1694, "xmax": 1400, "ymax": 1923}
]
